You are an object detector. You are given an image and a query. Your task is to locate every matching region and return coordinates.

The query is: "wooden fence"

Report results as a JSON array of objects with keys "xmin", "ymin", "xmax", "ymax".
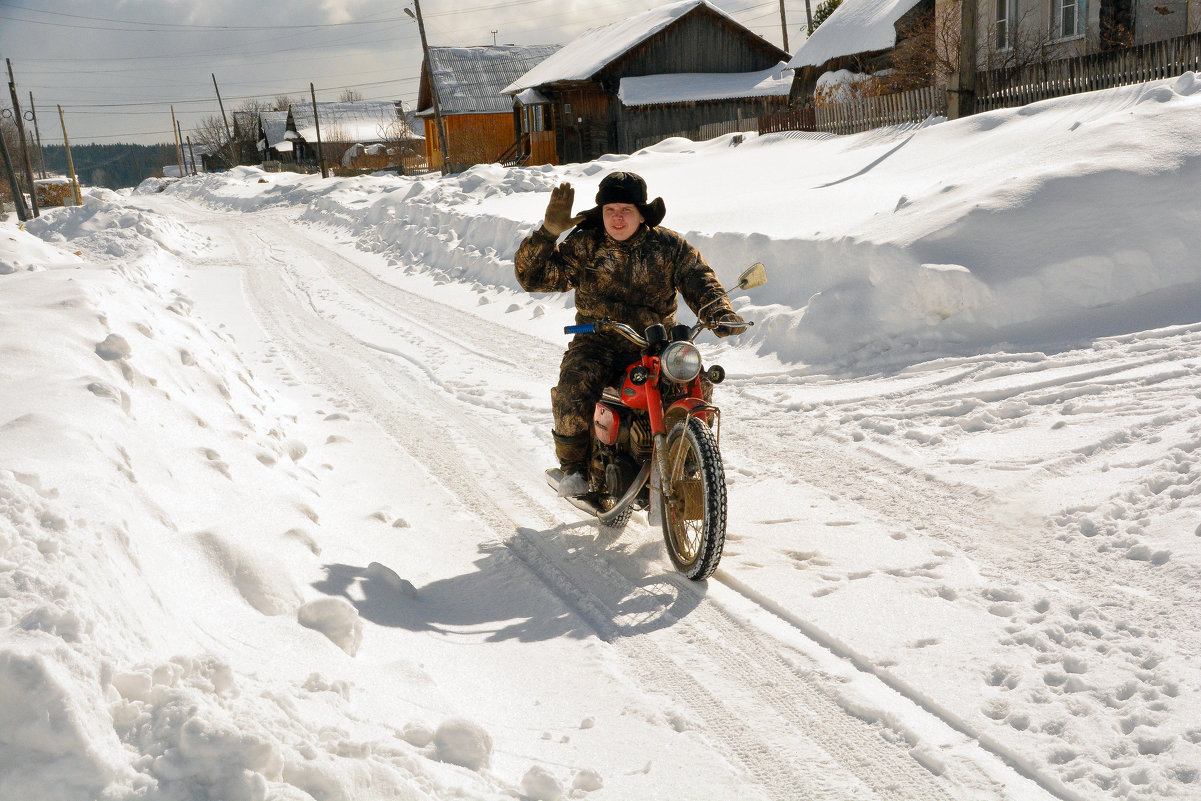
[
  {"xmin": 758, "ymin": 29, "xmax": 1201, "ymax": 137},
  {"xmin": 817, "ymin": 85, "xmax": 946, "ymax": 135},
  {"xmin": 976, "ymin": 29, "xmax": 1201, "ymax": 111},
  {"xmin": 758, "ymin": 85, "xmax": 946, "ymax": 137}
]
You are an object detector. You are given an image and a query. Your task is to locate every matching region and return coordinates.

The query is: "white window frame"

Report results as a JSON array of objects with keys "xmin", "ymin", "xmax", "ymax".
[
  {"xmin": 1052, "ymin": 0, "xmax": 1085, "ymax": 39},
  {"xmin": 995, "ymin": 0, "xmax": 1019, "ymax": 49}
]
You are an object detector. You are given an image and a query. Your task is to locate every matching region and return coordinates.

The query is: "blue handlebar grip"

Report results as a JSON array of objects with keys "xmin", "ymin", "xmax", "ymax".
[{"xmin": 564, "ymin": 324, "xmax": 595, "ymax": 334}]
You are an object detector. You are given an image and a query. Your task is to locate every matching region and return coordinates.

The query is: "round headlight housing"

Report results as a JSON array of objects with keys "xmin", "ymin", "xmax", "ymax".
[{"xmin": 660, "ymin": 341, "xmax": 703, "ymax": 383}]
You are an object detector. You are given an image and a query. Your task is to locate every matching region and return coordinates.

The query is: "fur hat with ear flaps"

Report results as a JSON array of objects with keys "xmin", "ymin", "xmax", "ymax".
[{"xmin": 577, "ymin": 171, "xmax": 666, "ymax": 230}]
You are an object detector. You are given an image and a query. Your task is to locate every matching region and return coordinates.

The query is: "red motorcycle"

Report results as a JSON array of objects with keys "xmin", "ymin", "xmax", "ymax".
[{"xmin": 546, "ymin": 263, "xmax": 765, "ymax": 580}]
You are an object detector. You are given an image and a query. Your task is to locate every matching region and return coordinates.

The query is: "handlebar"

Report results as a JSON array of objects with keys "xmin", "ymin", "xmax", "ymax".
[
  {"xmin": 565, "ymin": 317, "xmax": 752, "ymax": 344},
  {"xmin": 564, "ymin": 320, "xmax": 648, "ymax": 347}
]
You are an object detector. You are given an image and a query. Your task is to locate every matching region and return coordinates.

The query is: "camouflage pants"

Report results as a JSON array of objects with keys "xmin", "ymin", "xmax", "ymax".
[
  {"xmin": 551, "ymin": 336, "xmax": 642, "ymax": 438},
  {"xmin": 550, "ymin": 335, "xmax": 714, "ymax": 438}
]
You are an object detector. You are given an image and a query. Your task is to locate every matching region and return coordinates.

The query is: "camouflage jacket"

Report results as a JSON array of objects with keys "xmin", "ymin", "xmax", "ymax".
[{"xmin": 514, "ymin": 223, "xmax": 733, "ymax": 343}]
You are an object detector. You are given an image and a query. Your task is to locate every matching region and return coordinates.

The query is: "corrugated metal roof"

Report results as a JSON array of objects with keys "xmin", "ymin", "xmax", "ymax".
[
  {"xmin": 425, "ymin": 45, "xmax": 562, "ymax": 115},
  {"xmin": 290, "ymin": 101, "xmax": 419, "ymax": 144}
]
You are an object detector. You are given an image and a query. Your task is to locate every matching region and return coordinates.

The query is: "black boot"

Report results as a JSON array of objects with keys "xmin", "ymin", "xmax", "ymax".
[{"xmin": 553, "ymin": 430, "xmax": 590, "ymax": 498}]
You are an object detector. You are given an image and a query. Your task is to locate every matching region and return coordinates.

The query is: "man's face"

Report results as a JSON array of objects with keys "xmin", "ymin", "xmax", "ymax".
[{"xmin": 602, "ymin": 203, "xmax": 644, "ymax": 241}]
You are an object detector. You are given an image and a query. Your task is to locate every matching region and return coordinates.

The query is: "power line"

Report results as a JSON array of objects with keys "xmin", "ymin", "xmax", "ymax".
[{"xmin": 0, "ymin": 5, "xmax": 413, "ymax": 31}]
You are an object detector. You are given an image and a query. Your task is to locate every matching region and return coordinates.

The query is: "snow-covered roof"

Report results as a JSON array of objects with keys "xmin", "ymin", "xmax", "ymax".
[
  {"xmin": 424, "ymin": 45, "xmax": 562, "ymax": 115},
  {"xmin": 513, "ymin": 88, "xmax": 551, "ymax": 106},
  {"xmin": 504, "ymin": 0, "xmax": 735, "ymax": 94},
  {"xmin": 290, "ymin": 101, "xmax": 418, "ymax": 144},
  {"xmin": 260, "ymin": 111, "xmax": 290, "ymax": 149},
  {"xmin": 788, "ymin": 0, "xmax": 925, "ymax": 68},
  {"xmin": 619, "ymin": 62, "xmax": 794, "ymax": 107}
]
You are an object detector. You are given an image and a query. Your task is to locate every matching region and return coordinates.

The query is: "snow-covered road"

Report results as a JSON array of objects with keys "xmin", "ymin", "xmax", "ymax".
[
  {"xmin": 163, "ymin": 195, "xmax": 1047, "ymax": 799},
  {"xmin": 4, "ymin": 76, "xmax": 1200, "ymax": 800}
]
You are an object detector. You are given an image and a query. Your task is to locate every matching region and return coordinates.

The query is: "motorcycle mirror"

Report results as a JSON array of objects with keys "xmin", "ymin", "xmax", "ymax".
[{"xmin": 736, "ymin": 262, "xmax": 767, "ymax": 291}]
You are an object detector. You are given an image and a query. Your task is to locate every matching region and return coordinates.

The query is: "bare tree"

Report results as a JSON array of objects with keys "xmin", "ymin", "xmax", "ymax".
[
  {"xmin": 880, "ymin": 5, "xmax": 962, "ymax": 91},
  {"xmin": 376, "ymin": 117, "xmax": 423, "ymax": 174},
  {"xmin": 338, "ymin": 89, "xmax": 363, "ymax": 102},
  {"xmin": 273, "ymin": 94, "xmax": 295, "ymax": 112},
  {"xmin": 981, "ymin": 7, "xmax": 1057, "ymax": 83},
  {"xmin": 189, "ymin": 115, "xmax": 233, "ymax": 168},
  {"xmin": 882, "ymin": 2, "xmax": 1058, "ymax": 94}
]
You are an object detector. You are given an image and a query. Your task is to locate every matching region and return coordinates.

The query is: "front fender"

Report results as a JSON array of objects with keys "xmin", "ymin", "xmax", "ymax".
[{"xmin": 663, "ymin": 398, "xmax": 717, "ymax": 433}]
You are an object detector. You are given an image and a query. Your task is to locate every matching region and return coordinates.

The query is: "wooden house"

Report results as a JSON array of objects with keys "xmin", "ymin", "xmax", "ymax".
[
  {"xmin": 287, "ymin": 101, "xmax": 421, "ymax": 171},
  {"xmin": 256, "ymin": 111, "xmax": 295, "ymax": 164},
  {"xmin": 415, "ymin": 44, "xmax": 562, "ymax": 171},
  {"xmin": 949, "ymin": 0, "xmax": 1200, "ymax": 66},
  {"xmin": 786, "ymin": 0, "xmax": 934, "ymax": 100},
  {"xmin": 503, "ymin": 0, "xmax": 791, "ymax": 164}
]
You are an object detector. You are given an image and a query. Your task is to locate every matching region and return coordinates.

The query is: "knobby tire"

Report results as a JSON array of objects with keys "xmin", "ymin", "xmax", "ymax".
[{"xmin": 660, "ymin": 417, "xmax": 727, "ymax": 580}]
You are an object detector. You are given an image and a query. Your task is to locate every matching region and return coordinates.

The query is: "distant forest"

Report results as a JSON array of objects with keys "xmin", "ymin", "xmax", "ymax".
[{"xmin": 37, "ymin": 143, "xmax": 179, "ymax": 190}]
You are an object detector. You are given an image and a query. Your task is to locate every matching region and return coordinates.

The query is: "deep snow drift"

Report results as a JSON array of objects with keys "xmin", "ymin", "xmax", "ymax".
[{"xmin": 2, "ymin": 74, "xmax": 1200, "ymax": 801}]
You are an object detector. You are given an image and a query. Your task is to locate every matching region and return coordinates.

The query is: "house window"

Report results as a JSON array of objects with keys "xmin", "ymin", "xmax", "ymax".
[
  {"xmin": 995, "ymin": 0, "xmax": 1018, "ymax": 48},
  {"xmin": 1053, "ymin": 0, "xmax": 1083, "ymax": 38}
]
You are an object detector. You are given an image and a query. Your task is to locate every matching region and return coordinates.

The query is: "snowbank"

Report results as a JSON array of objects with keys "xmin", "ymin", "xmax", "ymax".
[{"xmin": 169, "ymin": 74, "xmax": 1201, "ymax": 372}]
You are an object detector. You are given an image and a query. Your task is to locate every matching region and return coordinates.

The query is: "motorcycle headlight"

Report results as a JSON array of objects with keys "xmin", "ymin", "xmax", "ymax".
[{"xmin": 661, "ymin": 341, "xmax": 702, "ymax": 383}]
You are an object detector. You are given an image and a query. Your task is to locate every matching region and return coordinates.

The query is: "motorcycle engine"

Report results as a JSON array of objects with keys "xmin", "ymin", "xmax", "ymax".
[{"xmin": 627, "ymin": 416, "xmax": 653, "ymax": 460}]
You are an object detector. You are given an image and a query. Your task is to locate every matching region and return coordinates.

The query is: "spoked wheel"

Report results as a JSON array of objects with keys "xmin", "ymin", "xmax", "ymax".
[{"xmin": 659, "ymin": 417, "xmax": 727, "ymax": 580}]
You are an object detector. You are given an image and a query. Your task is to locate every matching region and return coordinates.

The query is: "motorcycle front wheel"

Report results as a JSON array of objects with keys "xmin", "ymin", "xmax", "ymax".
[{"xmin": 660, "ymin": 416, "xmax": 727, "ymax": 580}]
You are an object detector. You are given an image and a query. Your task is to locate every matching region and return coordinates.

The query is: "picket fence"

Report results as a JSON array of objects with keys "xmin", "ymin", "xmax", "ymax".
[
  {"xmin": 758, "ymin": 29, "xmax": 1201, "ymax": 137},
  {"xmin": 758, "ymin": 85, "xmax": 946, "ymax": 137},
  {"xmin": 976, "ymin": 29, "xmax": 1201, "ymax": 111}
]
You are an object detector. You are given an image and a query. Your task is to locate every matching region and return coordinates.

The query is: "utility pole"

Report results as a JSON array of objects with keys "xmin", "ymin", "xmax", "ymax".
[
  {"xmin": 212, "ymin": 73, "xmax": 235, "ymax": 167},
  {"xmin": 176, "ymin": 120, "xmax": 187, "ymax": 175},
  {"xmin": 948, "ymin": 0, "xmax": 978, "ymax": 118},
  {"xmin": 778, "ymin": 0, "xmax": 790, "ymax": 50},
  {"xmin": 0, "ymin": 126, "xmax": 29, "ymax": 221},
  {"xmin": 170, "ymin": 105, "xmax": 184, "ymax": 177},
  {"xmin": 310, "ymin": 83, "xmax": 328, "ymax": 178},
  {"xmin": 28, "ymin": 92, "xmax": 46, "ymax": 178},
  {"xmin": 186, "ymin": 136, "xmax": 198, "ymax": 175},
  {"xmin": 803, "ymin": 0, "xmax": 813, "ymax": 34},
  {"xmin": 57, "ymin": 105, "xmax": 82, "ymax": 206},
  {"xmin": 406, "ymin": 0, "xmax": 451, "ymax": 174},
  {"xmin": 7, "ymin": 59, "xmax": 39, "ymax": 217}
]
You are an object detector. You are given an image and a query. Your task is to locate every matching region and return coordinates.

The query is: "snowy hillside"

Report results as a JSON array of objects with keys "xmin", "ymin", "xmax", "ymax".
[{"xmin": 2, "ymin": 73, "xmax": 1200, "ymax": 801}]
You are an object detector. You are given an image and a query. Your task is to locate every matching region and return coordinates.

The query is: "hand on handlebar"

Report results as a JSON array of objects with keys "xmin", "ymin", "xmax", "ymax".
[{"xmin": 711, "ymin": 310, "xmax": 748, "ymax": 338}]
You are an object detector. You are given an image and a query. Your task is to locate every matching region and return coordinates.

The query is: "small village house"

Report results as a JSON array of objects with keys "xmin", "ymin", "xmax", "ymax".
[
  {"xmin": 503, "ymin": 0, "xmax": 791, "ymax": 164},
  {"xmin": 786, "ymin": 0, "xmax": 933, "ymax": 100},
  {"xmin": 256, "ymin": 110, "xmax": 294, "ymax": 165},
  {"xmin": 789, "ymin": 0, "xmax": 1201, "ymax": 106},
  {"xmin": 287, "ymin": 101, "xmax": 422, "ymax": 173},
  {"xmin": 415, "ymin": 44, "xmax": 562, "ymax": 171}
]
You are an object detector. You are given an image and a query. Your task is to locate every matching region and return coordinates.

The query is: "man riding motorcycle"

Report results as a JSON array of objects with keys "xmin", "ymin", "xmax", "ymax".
[{"xmin": 514, "ymin": 171, "xmax": 747, "ymax": 498}]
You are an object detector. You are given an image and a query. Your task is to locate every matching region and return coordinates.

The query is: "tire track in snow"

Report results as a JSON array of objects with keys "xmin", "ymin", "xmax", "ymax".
[{"xmin": 214, "ymin": 210, "xmax": 976, "ymax": 800}]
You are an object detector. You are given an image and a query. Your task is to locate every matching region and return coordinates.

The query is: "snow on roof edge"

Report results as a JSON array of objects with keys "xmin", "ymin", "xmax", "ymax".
[
  {"xmin": 503, "ymin": 0, "xmax": 735, "ymax": 94},
  {"xmin": 618, "ymin": 63, "xmax": 794, "ymax": 107},
  {"xmin": 787, "ymin": 0, "xmax": 925, "ymax": 68}
]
